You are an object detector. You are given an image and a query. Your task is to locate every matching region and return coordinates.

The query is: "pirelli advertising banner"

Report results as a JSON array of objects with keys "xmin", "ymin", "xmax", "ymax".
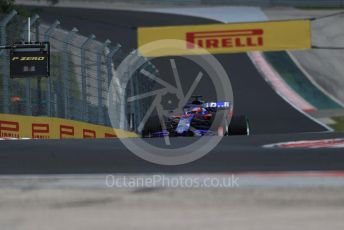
[
  {"xmin": 138, "ymin": 20, "xmax": 311, "ymax": 57},
  {"xmin": 0, "ymin": 113, "xmax": 137, "ymax": 139}
]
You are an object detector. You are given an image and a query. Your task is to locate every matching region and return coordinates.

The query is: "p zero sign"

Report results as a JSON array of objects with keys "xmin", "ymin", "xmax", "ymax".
[
  {"xmin": 10, "ymin": 51, "xmax": 49, "ymax": 78},
  {"xmin": 10, "ymin": 42, "xmax": 50, "ymax": 78},
  {"xmin": 138, "ymin": 20, "xmax": 311, "ymax": 57}
]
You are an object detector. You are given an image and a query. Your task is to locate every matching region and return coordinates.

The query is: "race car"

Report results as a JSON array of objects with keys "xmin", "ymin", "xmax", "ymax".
[{"xmin": 141, "ymin": 96, "xmax": 250, "ymax": 137}]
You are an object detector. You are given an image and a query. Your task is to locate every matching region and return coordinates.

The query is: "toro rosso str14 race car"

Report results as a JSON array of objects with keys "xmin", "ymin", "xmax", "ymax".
[{"xmin": 141, "ymin": 96, "xmax": 250, "ymax": 137}]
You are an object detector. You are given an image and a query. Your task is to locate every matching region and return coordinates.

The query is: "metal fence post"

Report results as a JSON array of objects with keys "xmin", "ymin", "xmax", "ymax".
[
  {"xmin": 136, "ymin": 60, "xmax": 157, "ymax": 131},
  {"xmin": 44, "ymin": 20, "xmax": 60, "ymax": 117},
  {"xmin": 133, "ymin": 67, "xmax": 141, "ymax": 130},
  {"xmin": 0, "ymin": 10, "xmax": 17, "ymax": 114},
  {"xmin": 34, "ymin": 17, "xmax": 43, "ymax": 115},
  {"xmin": 105, "ymin": 44, "xmax": 121, "ymax": 126},
  {"xmin": 128, "ymin": 54, "xmax": 144, "ymax": 131},
  {"xmin": 97, "ymin": 39, "xmax": 111, "ymax": 125},
  {"xmin": 106, "ymin": 44, "xmax": 121, "ymax": 89},
  {"xmin": 133, "ymin": 59, "xmax": 154, "ymax": 130},
  {"xmin": 127, "ymin": 67, "xmax": 135, "ymax": 130},
  {"xmin": 80, "ymin": 34, "xmax": 95, "ymax": 122},
  {"xmin": 21, "ymin": 14, "xmax": 39, "ymax": 41},
  {"xmin": 119, "ymin": 51, "xmax": 137, "ymax": 130},
  {"xmin": 22, "ymin": 15, "xmax": 39, "ymax": 115},
  {"xmin": 62, "ymin": 28, "xmax": 78, "ymax": 119}
]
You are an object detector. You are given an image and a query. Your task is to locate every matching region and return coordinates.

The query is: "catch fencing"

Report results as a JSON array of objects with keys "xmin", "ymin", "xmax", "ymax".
[{"xmin": 0, "ymin": 10, "xmax": 156, "ymax": 130}]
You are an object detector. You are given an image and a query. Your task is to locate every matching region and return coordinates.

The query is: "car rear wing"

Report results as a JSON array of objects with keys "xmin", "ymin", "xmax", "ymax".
[{"xmin": 202, "ymin": 101, "xmax": 231, "ymax": 110}]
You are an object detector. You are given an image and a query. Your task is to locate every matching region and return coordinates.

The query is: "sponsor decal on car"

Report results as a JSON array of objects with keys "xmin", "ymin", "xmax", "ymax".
[{"xmin": 203, "ymin": 102, "xmax": 230, "ymax": 108}]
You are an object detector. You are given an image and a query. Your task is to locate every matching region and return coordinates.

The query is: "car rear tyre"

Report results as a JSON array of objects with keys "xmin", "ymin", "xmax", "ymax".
[{"xmin": 228, "ymin": 115, "xmax": 250, "ymax": 136}]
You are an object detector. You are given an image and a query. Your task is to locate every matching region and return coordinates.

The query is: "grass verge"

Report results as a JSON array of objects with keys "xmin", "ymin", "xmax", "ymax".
[{"xmin": 330, "ymin": 117, "xmax": 344, "ymax": 132}]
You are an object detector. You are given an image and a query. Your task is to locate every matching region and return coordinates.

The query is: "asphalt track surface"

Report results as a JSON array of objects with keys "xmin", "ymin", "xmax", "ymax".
[
  {"xmin": 1, "ymin": 132, "xmax": 344, "ymax": 174},
  {"xmin": 2, "ymin": 6, "xmax": 341, "ymax": 174}
]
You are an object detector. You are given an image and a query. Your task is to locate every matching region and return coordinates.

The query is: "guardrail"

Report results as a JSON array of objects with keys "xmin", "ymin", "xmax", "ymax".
[{"xmin": 0, "ymin": 10, "xmax": 157, "ymax": 131}]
